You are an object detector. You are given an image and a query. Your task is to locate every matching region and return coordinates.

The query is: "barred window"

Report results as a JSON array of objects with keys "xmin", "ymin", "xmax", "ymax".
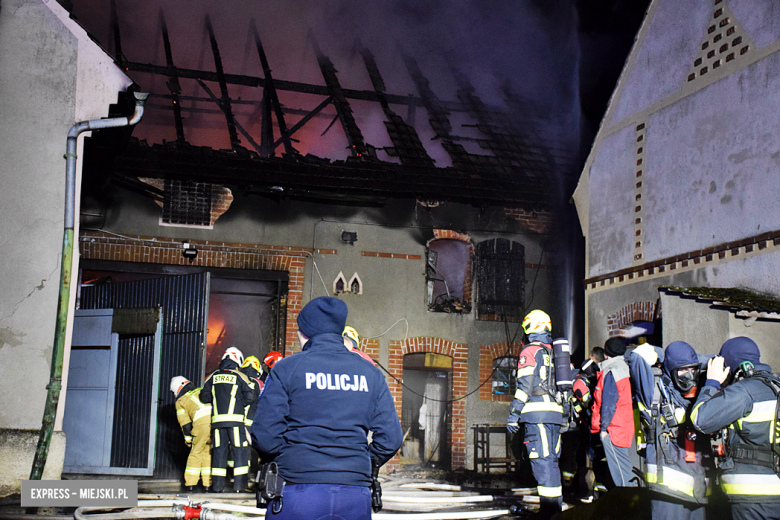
[
  {"xmin": 162, "ymin": 179, "xmax": 213, "ymax": 227},
  {"xmin": 492, "ymin": 356, "xmax": 518, "ymax": 396},
  {"xmin": 475, "ymin": 238, "xmax": 525, "ymax": 321}
]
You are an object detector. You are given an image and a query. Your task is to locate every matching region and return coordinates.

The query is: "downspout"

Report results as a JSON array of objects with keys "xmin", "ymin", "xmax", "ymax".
[{"xmin": 30, "ymin": 91, "xmax": 149, "ymax": 480}]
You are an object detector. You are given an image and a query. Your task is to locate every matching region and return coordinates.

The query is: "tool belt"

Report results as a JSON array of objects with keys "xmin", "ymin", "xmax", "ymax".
[{"xmin": 256, "ymin": 462, "xmax": 285, "ymax": 513}]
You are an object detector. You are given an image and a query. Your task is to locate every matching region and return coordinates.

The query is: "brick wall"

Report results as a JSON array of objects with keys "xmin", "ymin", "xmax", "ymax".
[
  {"xmin": 478, "ymin": 342, "xmax": 523, "ymax": 401},
  {"xmin": 79, "ymin": 230, "xmax": 319, "ymax": 354},
  {"xmin": 385, "ymin": 337, "xmax": 469, "ymax": 471},
  {"xmin": 606, "ymin": 301, "xmax": 656, "ymax": 337},
  {"xmin": 504, "ymin": 208, "xmax": 552, "ymax": 234}
]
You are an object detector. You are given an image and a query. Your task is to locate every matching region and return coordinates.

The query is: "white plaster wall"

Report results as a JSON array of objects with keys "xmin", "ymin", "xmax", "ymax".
[
  {"xmin": 608, "ymin": 0, "xmax": 710, "ymax": 126},
  {"xmin": 586, "ymin": 124, "xmax": 637, "ymax": 277},
  {"xmin": 643, "ymin": 53, "xmax": 780, "ymax": 263},
  {"xmin": 0, "ymin": 0, "xmax": 130, "ymax": 434},
  {"xmin": 730, "ymin": 0, "xmax": 780, "ymax": 50}
]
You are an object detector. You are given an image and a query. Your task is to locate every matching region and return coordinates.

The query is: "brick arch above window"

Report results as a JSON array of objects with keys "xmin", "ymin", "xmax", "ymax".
[
  {"xmin": 607, "ymin": 301, "xmax": 656, "ymax": 337},
  {"xmin": 479, "ymin": 342, "xmax": 523, "ymax": 401}
]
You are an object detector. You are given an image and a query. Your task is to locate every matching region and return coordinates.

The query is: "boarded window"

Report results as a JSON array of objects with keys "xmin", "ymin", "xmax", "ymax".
[
  {"xmin": 492, "ymin": 356, "xmax": 518, "ymax": 396},
  {"xmin": 475, "ymin": 238, "xmax": 525, "ymax": 321},
  {"xmin": 162, "ymin": 179, "xmax": 212, "ymax": 227}
]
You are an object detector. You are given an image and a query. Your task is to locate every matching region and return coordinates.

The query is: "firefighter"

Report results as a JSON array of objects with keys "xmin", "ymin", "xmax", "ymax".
[
  {"xmin": 200, "ymin": 346, "xmax": 257, "ymax": 492},
  {"xmin": 692, "ymin": 337, "xmax": 780, "ymax": 520},
  {"xmin": 262, "ymin": 351, "xmax": 283, "ymax": 383},
  {"xmin": 630, "ymin": 341, "xmax": 712, "ymax": 520},
  {"xmin": 171, "ymin": 376, "xmax": 212, "ymax": 492},
  {"xmin": 241, "ymin": 356, "xmax": 265, "ymax": 425},
  {"xmin": 506, "ymin": 309, "xmax": 567, "ymax": 519},
  {"xmin": 343, "ymin": 325, "xmax": 376, "ymax": 365}
]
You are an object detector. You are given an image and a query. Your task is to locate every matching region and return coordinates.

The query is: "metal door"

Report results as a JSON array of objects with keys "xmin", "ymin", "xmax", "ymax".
[
  {"xmin": 63, "ymin": 308, "xmax": 162, "ymax": 475},
  {"xmin": 79, "ymin": 272, "xmax": 210, "ymax": 478}
]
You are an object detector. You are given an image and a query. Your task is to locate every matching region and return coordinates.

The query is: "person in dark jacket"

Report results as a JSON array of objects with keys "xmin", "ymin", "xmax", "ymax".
[
  {"xmin": 692, "ymin": 337, "xmax": 780, "ymax": 520},
  {"xmin": 251, "ymin": 296, "xmax": 403, "ymax": 520},
  {"xmin": 591, "ymin": 336, "xmax": 636, "ymax": 487},
  {"xmin": 630, "ymin": 341, "xmax": 712, "ymax": 520},
  {"xmin": 201, "ymin": 346, "xmax": 257, "ymax": 492}
]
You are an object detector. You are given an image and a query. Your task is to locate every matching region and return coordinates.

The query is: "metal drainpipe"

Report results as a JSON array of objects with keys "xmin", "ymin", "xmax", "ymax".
[{"xmin": 30, "ymin": 91, "xmax": 149, "ymax": 480}]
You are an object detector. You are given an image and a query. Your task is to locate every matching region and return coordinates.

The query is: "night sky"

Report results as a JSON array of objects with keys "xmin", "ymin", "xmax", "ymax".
[{"xmin": 67, "ymin": 0, "xmax": 650, "ymax": 178}]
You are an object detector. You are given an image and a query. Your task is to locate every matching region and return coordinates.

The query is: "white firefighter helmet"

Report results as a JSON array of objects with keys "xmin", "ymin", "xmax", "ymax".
[
  {"xmin": 222, "ymin": 346, "xmax": 244, "ymax": 366},
  {"xmin": 170, "ymin": 376, "xmax": 190, "ymax": 396}
]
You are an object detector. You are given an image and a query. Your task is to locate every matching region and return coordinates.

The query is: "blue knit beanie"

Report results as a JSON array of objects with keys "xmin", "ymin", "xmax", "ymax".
[
  {"xmin": 663, "ymin": 341, "xmax": 699, "ymax": 377},
  {"xmin": 719, "ymin": 336, "xmax": 761, "ymax": 371},
  {"xmin": 297, "ymin": 296, "xmax": 348, "ymax": 338}
]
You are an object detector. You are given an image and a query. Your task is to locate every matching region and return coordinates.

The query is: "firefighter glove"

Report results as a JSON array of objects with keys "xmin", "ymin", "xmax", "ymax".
[
  {"xmin": 507, "ymin": 412, "xmax": 520, "ymax": 434},
  {"xmin": 184, "ymin": 435, "xmax": 193, "ymax": 447}
]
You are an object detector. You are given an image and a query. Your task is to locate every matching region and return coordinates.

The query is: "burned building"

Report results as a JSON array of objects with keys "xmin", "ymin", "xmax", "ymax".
[{"xmin": 1, "ymin": 0, "xmax": 584, "ymax": 493}]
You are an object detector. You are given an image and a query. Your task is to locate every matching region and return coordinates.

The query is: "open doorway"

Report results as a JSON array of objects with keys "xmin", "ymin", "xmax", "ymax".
[{"xmin": 400, "ymin": 353, "xmax": 452, "ymax": 470}]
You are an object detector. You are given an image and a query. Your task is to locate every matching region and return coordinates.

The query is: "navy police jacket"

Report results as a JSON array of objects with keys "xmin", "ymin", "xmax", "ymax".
[{"xmin": 251, "ymin": 333, "xmax": 403, "ymax": 487}]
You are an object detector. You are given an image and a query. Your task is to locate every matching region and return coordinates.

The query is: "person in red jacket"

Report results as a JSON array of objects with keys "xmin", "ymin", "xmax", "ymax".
[{"xmin": 591, "ymin": 336, "xmax": 637, "ymax": 487}]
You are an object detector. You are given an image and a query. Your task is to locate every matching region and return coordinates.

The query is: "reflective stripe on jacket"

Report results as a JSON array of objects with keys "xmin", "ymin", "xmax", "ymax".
[
  {"xmin": 201, "ymin": 362, "xmax": 257, "ymax": 428},
  {"xmin": 513, "ymin": 342, "xmax": 565, "ymax": 425},
  {"xmin": 692, "ymin": 367, "xmax": 780, "ymax": 503},
  {"xmin": 176, "ymin": 387, "xmax": 212, "ymax": 429}
]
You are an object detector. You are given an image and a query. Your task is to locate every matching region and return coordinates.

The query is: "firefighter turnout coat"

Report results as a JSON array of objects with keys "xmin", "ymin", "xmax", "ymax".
[
  {"xmin": 629, "ymin": 353, "xmax": 712, "ymax": 503},
  {"xmin": 175, "ymin": 384, "xmax": 212, "ymax": 486},
  {"xmin": 201, "ymin": 361, "xmax": 257, "ymax": 428},
  {"xmin": 692, "ymin": 363, "xmax": 780, "ymax": 503},
  {"xmin": 511, "ymin": 341, "xmax": 566, "ymax": 425}
]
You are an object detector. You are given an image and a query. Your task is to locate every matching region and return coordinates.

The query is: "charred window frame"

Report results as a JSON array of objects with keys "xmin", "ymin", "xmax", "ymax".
[
  {"xmin": 426, "ymin": 239, "xmax": 472, "ymax": 313},
  {"xmin": 475, "ymin": 238, "xmax": 525, "ymax": 321},
  {"xmin": 161, "ymin": 179, "xmax": 213, "ymax": 228},
  {"xmin": 492, "ymin": 355, "xmax": 518, "ymax": 396}
]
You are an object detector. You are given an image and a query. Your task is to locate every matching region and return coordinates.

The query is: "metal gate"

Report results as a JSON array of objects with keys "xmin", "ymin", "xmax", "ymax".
[{"xmin": 79, "ymin": 272, "xmax": 210, "ymax": 478}]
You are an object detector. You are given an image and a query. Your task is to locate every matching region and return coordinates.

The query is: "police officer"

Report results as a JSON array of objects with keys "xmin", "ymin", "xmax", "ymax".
[
  {"xmin": 251, "ymin": 296, "xmax": 403, "ymax": 519},
  {"xmin": 630, "ymin": 341, "xmax": 712, "ymax": 520},
  {"xmin": 171, "ymin": 376, "xmax": 212, "ymax": 492},
  {"xmin": 506, "ymin": 309, "xmax": 567, "ymax": 519},
  {"xmin": 201, "ymin": 346, "xmax": 257, "ymax": 492},
  {"xmin": 692, "ymin": 337, "xmax": 780, "ymax": 520}
]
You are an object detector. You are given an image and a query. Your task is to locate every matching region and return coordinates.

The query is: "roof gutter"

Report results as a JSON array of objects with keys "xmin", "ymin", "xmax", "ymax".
[{"xmin": 30, "ymin": 91, "xmax": 149, "ymax": 480}]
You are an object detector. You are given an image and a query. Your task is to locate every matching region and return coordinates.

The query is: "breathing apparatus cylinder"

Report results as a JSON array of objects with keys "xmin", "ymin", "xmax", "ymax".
[{"xmin": 553, "ymin": 338, "xmax": 573, "ymax": 393}]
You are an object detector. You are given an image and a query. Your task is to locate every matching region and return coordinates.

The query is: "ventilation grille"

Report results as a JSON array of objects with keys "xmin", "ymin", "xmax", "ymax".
[
  {"xmin": 688, "ymin": 0, "xmax": 752, "ymax": 83},
  {"xmin": 162, "ymin": 179, "xmax": 212, "ymax": 226}
]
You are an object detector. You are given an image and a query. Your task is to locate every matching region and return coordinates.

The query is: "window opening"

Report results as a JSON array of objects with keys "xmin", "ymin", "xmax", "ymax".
[
  {"xmin": 161, "ymin": 179, "xmax": 213, "ymax": 228},
  {"xmin": 475, "ymin": 238, "xmax": 525, "ymax": 321},
  {"xmin": 492, "ymin": 356, "xmax": 518, "ymax": 396},
  {"xmin": 426, "ymin": 240, "xmax": 472, "ymax": 313}
]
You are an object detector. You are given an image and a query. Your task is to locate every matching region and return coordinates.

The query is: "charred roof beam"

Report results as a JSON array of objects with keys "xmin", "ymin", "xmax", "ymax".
[
  {"xmin": 160, "ymin": 11, "xmax": 185, "ymax": 143},
  {"xmin": 357, "ymin": 41, "xmax": 434, "ymax": 168},
  {"xmin": 251, "ymin": 20, "xmax": 294, "ymax": 157},
  {"xmin": 205, "ymin": 15, "xmax": 241, "ymax": 150},
  {"xmin": 273, "ymin": 96, "xmax": 332, "ymax": 149},
  {"xmin": 197, "ymin": 79, "xmax": 264, "ymax": 155},
  {"xmin": 309, "ymin": 30, "xmax": 366, "ymax": 158}
]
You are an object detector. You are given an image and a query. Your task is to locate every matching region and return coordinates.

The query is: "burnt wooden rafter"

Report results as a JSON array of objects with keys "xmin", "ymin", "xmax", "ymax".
[
  {"xmin": 309, "ymin": 30, "xmax": 366, "ymax": 158},
  {"xmin": 205, "ymin": 15, "xmax": 241, "ymax": 150},
  {"xmin": 196, "ymin": 79, "xmax": 264, "ymax": 155},
  {"xmin": 251, "ymin": 20, "xmax": 295, "ymax": 157},
  {"xmin": 358, "ymin": 41, "xmax": 434, "ymax": 168},
  {"xmin": 160, "ymin": 12, "xmax": 185, "ymax": 143}
]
